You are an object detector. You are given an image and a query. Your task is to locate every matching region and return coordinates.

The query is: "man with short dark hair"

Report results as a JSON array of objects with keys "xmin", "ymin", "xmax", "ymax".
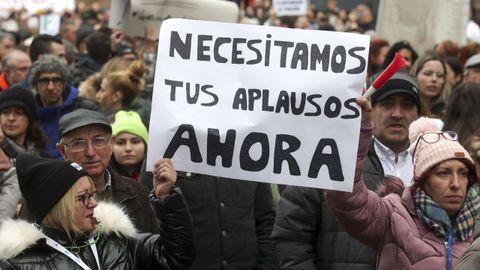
[
  {"xmin": 71, "ymin": 31, "xmax": 112, "ymax": 87},
  {"xmin": 272, "ymin": 71, "xmax": 420, "ymax": 270},
  {"xmin": 56, "ymin": 109, "xmax": 160, "ymax": 233},
  {"xmin": 28, "ymin": 34, "xmax": 66, "ymax": 64}
]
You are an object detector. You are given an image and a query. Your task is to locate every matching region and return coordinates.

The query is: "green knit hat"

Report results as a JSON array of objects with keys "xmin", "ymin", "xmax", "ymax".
[{"xmin": 112, "ymin": 110, "xmax": 148, "ymax": 143}]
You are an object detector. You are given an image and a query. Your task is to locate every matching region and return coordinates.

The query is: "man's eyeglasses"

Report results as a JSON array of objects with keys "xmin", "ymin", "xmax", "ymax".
[
  {"xmin": 62, "ymin": 136, "xmax": 111, "ymax": 152},
  {"xmin": 76, "ymin": 191, "xmax": 98, "ymax": 206},
  {"xmin": 37, "ymin": 77, "xmax": 65, "ymax": 88},
  {"xmin": 412, "ymin": 131, "xmax": 458, "ymax": 157},
  {"xmin": 13, "ymin": 66, "xmax": 30, "ymax": 72}
]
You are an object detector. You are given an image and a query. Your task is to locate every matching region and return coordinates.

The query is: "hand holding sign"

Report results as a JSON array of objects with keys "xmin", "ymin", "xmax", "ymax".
[
  {"xmin": 356, "ymin": 96, "xmax": 373, "ymax": 128},
  {"xmin": 153, "ymin": 158, "xmax": 177, "ymax": 200},
  {"xmin": 362, "ymin": 53, "xmax": 408, "ymax": 99}
]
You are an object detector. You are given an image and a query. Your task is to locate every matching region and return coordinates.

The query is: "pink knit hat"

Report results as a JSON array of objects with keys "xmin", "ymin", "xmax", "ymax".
[{"xmin": 409, "ymin": 117, "xmax": 476, "ymax": 181}]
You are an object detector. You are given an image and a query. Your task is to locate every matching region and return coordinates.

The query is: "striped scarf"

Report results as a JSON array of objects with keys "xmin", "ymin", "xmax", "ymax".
[{"xmin": 413, "ymin": 184, "xmax": 480, "ymax": 242}]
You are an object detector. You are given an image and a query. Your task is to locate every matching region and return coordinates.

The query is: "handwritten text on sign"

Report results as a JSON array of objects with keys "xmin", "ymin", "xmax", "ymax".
[{"xmin": 147, "ymin": 19, "xmax": 370, "ymax": 191}]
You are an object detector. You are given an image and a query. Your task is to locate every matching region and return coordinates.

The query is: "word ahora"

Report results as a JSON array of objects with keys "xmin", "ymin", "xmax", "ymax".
[{"xmin": 164, "ymin": 124, "xmax": 345, "ymax": 181}]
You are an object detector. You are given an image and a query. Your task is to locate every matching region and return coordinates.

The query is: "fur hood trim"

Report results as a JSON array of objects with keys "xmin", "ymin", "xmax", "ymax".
[
  {"xmin": 93, "ymin": 201, "xmax": 137, "ymax": 238},
  {"xmin": 0, "ymin": 219, "xmax": 43, "ymax": 260},
  {"xmin": 0, "ymin": 202, "xmax": 137, "ymax": 260}
]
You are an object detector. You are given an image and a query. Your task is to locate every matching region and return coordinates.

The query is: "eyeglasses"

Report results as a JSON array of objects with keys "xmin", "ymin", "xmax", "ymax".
[
  {"xmin": 13, "ymin": 66, "xmax": 30, "ymax": 72},
  {"xmin": 62, "ymin": 136, "xmax": 111, "ymax": 152},
  {"xmin": 412, "ymin": 131, "xmax": 458, "ymax": 157},
  {"xmin": 76, "ymin": 191, "xmax": 98, "ymax": 206},
  {"xmin": 37, "ymin": 77, "xmax": 65, "ymax": 88}
]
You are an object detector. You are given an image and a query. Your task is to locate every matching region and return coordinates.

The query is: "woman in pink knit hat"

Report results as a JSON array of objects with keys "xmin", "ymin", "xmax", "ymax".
[{"xmin": 326, "ymin": 96, "xmax": 480, "ymax": 270}]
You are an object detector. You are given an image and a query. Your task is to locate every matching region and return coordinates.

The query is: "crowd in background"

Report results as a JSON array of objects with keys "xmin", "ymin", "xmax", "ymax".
[{"xmin": 1, "ymin": 0, "xmax": 480, "ymax": 269}]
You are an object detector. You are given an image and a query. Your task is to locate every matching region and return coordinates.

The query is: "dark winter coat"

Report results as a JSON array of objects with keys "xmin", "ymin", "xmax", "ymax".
[
  {"xmin": 141, "ymin": 171, "xmax": 277, "ymax": 270},
  {"xmin": 106, "ymin": 167, "xmax": 160, "ymax": 234},
  {"xmin": 0, "ymin": 187, "xmax": 195, "ymax": 269},
  {"xmin": 271, "ymin": 141, "xmax": 384, "ymax": 270}
]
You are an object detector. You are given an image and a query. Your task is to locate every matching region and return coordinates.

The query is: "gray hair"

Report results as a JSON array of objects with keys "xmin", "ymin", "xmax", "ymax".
[
  {"xmin": 29, "ymin": 55, "xmax": 70, "ymax": 86},
  {"xmin": 2, "ymin": 49, "xmax": 29, "ymax": 68},
  {"xmin": 0, "ymin": 31, "xmax": 14, "ymax": 42}
]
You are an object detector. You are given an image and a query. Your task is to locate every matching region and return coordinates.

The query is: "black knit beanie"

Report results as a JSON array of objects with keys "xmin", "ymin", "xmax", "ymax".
[
  {"xmin": 16, "ymin": 154, "xmax": 89, "ymax": 223},
  {"xmin": 0, "ymin": 85, "xmax": 38, "ymax": 120}
]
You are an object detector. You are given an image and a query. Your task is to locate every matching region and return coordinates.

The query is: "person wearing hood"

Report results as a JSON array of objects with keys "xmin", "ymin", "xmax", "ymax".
[
  {"xmin": 0, "ymin": 154, "xmax": 195, "ymax": 269},
  {"xmin": 326, "ymin": 97, "xmax": 480, "ymax": 269}
]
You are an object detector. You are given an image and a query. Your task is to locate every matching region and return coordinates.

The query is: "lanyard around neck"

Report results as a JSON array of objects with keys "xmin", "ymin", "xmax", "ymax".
[{"xmin": 43, "ymin": 233, "xmax": 101, "ymax": 270}]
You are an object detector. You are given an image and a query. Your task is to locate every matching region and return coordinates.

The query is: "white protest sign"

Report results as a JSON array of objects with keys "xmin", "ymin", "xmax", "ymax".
[
  {"xmin": 273, "ymin": 0, "xmax": 309, "ymax": 16},
  {"xmin": 39, "ymin": 14, "xmax": 61, "ymax": 36},
  {"xmin": 147, "ymin": 19, "xmax": 370, "ymax": 191},
  {"xmin": 0, "ymin": 0, "xmax": 75, "ymax": 15},
  {"xmin": 108, "ymin": 0, "xmax": 131, "ymax": 29},
  {"xmin": 376, "ymin": 0, "xmax": 469, "ymax": 54},
  {"xmin": 109, "ymin": 0, "xmax": 239, "ymax": 38}
]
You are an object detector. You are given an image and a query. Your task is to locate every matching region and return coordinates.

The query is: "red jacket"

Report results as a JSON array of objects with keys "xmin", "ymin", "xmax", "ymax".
[{"xmin": 0, "ymin": 72, "xmax": 9, "ymax": 91}]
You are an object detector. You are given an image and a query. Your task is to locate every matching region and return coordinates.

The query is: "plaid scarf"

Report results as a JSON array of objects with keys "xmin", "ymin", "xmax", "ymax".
[{"xmin": 413, "ymin": 184, "xmax": 480, "ymax": 243}]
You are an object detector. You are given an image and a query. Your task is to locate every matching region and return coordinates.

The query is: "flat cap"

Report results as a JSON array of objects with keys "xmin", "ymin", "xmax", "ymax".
[{"xmin": 58, "ymin": 109, "xmax": 111, "ymax": 137}]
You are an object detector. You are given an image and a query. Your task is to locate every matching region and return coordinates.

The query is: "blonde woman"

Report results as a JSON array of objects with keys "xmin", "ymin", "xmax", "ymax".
[
  {"xmin": 0, "ymin": 154, "xmax": 194, "ymax": 269},
  {"xmin": 96, "ymin": 60, "xmax": 147, "ymax": 120}
]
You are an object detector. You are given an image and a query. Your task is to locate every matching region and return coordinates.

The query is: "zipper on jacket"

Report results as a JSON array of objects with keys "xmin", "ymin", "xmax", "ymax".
[{"xmin": 445, "ymin": 230, "xmax": 453, "ymax": 270}]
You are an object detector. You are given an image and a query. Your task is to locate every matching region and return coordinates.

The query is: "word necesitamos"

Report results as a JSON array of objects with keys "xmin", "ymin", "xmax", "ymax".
[{"xmin": 169, "ymin": 31, "xmax": 366, "ymax": 73}]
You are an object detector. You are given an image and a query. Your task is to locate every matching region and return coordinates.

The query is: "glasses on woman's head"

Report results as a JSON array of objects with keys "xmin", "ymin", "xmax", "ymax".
[
  {"xmin": 412, "ymin": 131, "xmax": 458, "ymax": 157},
  {"xmin": 76, "ymin": 191, "xmax": 98, "ymax": 206},
  {"xmin": 62, "ymin": 136, "xmax": 111, "ymax": 153}
]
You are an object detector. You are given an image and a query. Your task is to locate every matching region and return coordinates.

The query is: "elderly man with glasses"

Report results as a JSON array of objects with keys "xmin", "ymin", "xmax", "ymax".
[
  {"xmin": 52, "ymin": 108, "xmax": 161, "ymax": 234},
  {"xmin": 29, "ymin": 55, "xmax": 97, "ymax": 159}
]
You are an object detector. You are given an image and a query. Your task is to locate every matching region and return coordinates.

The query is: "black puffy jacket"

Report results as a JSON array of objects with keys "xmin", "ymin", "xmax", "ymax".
[
  {"xmin": 271, "ymin": 141, "xmax": 384, "ymax": 270},
  {"xmin": 141, "ymin": 170, "xmax": 278, "ymax": 270},
  {"xmin": 0, "ymin": 187, "xmax": 195, "ymax": 269}
]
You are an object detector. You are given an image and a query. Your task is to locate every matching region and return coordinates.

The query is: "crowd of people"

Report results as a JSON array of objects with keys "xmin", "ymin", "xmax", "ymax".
[{"xmin": 0, "ymin": 0, "xmax": 480, "ymax": 269}]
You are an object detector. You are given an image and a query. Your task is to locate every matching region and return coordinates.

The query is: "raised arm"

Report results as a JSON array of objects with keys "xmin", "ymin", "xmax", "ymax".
[
  {"xmin": 325, "ymin": 97, "xmax": 390, "ymax": 249},
  {"xmin": 129, "ymin": 159, "xmax": 195, "ymax": 269}
]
